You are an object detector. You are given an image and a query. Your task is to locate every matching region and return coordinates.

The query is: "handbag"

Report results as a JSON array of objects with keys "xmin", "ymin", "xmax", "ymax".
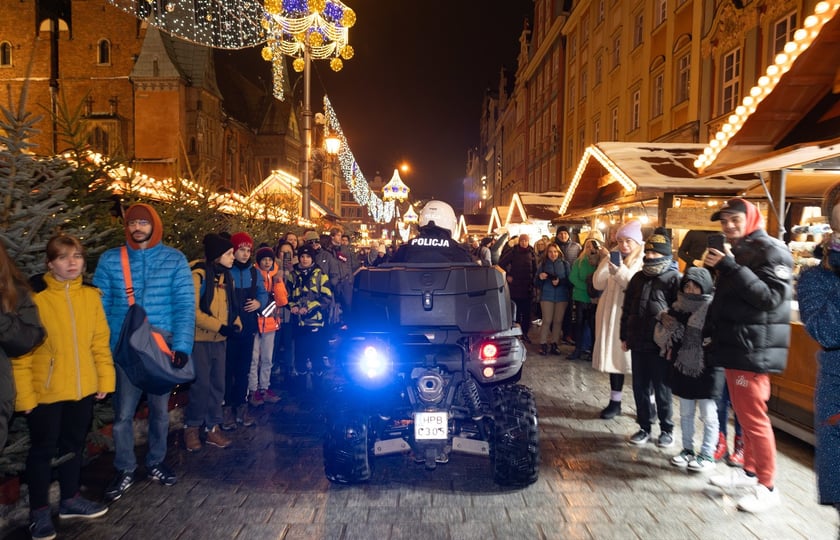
[{"xmin": 114, "ymin": 246, "xmax": 195, "ymax": 394}]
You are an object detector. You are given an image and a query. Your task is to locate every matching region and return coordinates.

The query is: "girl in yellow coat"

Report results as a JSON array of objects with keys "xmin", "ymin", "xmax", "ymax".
[{"xmin": 12, "ymin": 235, "xmax": 115, "ymax": 538}]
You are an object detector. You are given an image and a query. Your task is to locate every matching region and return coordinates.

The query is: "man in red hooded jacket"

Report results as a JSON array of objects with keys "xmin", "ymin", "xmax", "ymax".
[{"xmin": 703, "ymin": 198, "xmax": 793, "ymax": 513}]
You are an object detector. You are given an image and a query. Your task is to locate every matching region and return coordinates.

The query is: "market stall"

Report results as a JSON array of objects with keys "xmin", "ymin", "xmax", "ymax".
[{"xmin": 694, "ymin": 2, "xmax": 840, "ymax": 444}]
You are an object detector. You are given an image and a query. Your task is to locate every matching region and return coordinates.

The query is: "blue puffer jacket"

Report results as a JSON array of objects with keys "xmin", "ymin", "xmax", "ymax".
[
  {"xmin": 93, "ymin": 243, "xmax": 196, "ymax": 355},
  {"xmin": 535, "ymin": 257, "xmax": 571, "ymax": 303}
]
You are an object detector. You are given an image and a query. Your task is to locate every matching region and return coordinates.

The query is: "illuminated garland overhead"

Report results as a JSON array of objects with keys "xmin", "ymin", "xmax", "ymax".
[
  {"xmin": 106, "ymin": 0, "xmax": 267, "ymax": 49},
  {"xmin": 107, "ymin": 1, "xmax": 355, "ymax": 101},
  {"xmin": 261, "ymin": 0, "xmax": 356, "ymax": 100},
  {"xmin": 323, "ymin": 95, "xmax": 393, "ymax": 223}
]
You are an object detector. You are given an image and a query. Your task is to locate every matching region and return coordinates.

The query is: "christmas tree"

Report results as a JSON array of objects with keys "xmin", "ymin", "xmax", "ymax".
[{"xmin": 0, "ymin": 87, "xmax": 115, "ymax": 277}]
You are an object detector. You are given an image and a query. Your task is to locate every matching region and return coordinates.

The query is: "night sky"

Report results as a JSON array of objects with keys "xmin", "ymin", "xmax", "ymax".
[{"xmin": 312, "ymin": 0, "xmax": 534, "ymax": 211}]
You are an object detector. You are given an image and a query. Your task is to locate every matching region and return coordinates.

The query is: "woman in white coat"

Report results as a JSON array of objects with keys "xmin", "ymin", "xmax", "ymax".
[{"xmin": 592, "ymin": 220, "xmax": 644, "ymax": 419}]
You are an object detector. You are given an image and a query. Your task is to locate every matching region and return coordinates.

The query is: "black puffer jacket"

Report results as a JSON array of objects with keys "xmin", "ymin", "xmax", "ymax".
[
  {"xmin": 0, "ymin": 286, "xmax": 45, "ymax": 407},
  {"xmin": 704, "ymin": 228, "xmax": 793, "ymax": 373},
  {"xmin": 499, "ymin": 244, "xmax": 537, "ymax": 300},
  {"xmin": 390, "ymin": 225, "xmax": 475, "ymax": 264},
  {"xmin": 620, "ymin": 267, "xmax": 680, "ymax": 353}
]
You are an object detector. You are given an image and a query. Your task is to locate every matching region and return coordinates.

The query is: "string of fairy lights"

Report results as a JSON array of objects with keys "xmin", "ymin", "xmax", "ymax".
[
  {"xmin": 323, "ymin": 96, "xmax": 393, "ymax": 223},
  {"xmin": 106, "ymin": 1, "xmax": 389, "ymax": 221},
  {"xmin": 108, "ymin": 0, "xmax": 356, "ymax": 102}
]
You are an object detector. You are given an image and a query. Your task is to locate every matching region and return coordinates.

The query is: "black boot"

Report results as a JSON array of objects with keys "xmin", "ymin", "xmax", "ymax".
[
  {"xmin": 550, "ymin": 343, "xmax": 560, "ymax": 355},
  {"xmin": 600, "ymin": 400, "xmax": 621, "ymax": 419},
  {"xmin": 539, "ymin": 344, "xmax": 548, "ymax": 356}
]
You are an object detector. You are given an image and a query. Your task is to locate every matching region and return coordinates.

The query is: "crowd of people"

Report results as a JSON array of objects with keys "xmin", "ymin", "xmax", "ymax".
[{"xmin": 3, "ymin": 192, "xmax": 840, "ymax": 538}]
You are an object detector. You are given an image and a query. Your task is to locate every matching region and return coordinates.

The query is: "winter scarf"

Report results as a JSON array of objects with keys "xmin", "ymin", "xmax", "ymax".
[
  {"xmin": 654, "ymin": 291, "xmax": 712, "ymax": 376},
  {"xmin": 642, "ymin": 255, "xmax": 671, "ymax": 277}
]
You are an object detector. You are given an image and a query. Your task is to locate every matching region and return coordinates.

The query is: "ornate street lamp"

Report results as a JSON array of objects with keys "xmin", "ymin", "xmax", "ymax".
[{"xmin": 382, "ymin": 168, "xmax": 410, "ymax": 245}]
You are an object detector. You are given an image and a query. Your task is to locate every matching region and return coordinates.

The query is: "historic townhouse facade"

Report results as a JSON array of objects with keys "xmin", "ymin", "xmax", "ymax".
[{"xmin": 469, "ymin": 0, "xmax": 805, "ymax": 209}]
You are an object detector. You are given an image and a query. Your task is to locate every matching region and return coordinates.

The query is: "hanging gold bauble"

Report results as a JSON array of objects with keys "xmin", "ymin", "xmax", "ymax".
[
  {"xmin": 261, "ymin": 47, "xmax": 273, "ymax": 61},
  {"xmin": 205, "ymin": 14, "xmax": 212, "ymax": 22},
  {"xmin": 260, "ymin": 19, "xmax": 269, "ymax": 29},
  {"xmin": 310, "ymin": 0, "xmax": 326, "ymax": 13},
  {"xmin": 293, "ymin": 57, "xmax": 305, "ymax": 72},
  {"xmin": 339, "ymin": 45, "xmax": 354, "ymax": 60},
  {"xmin": 307, "ymin": 32, "xmax": 324, "ymax": 48},
  {"xmin": 330, "ymin": 58, "xmax": 343, "ymax": 72},
  {"xmin": 294, "ymin": 32, "xmax": 306, "ymax": 42},
  {"xmin": 341, "ymin": 8, "xmax": 356, "ymax": 27},
  {"xmin": 264, "ymin": 0, "xmax": 283, "ymax": 15}
]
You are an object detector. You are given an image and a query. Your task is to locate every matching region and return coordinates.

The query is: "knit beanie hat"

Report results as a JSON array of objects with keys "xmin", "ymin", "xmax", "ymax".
[
  {"xmin": 682, "ymin": 267, "xmax": 713, "ymax": 295},
  {"xmin": 645, "ymin": 227, "xmax": 672, "ymax": 257},
  {"xmin": 297, "ymin": 245, "xmax": 317, "ymax": 259},
  {"xmin": 231, "ymin": 232, "xmax": 253, "ymax": 250},
  {"xmin": 583, "ymin": 229, "xmax": 605, "ymax": 245},
  {"xmin": 616, "ymin": 220, "xmax": 643, "ymax": 245},
  {"xmin": 124, "ymin": 205, "xmax": 153, "ymax": 223},
  {"xmin": 203, "ymin": 233, "xmax": 233, "ymax": 261},
  {"xmin": 255, "ymin": 246, "xmax": 275, "ymax": 263}
]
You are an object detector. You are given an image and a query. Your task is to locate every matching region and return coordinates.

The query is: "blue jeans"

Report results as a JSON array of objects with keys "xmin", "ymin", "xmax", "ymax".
[
  {"xmin": 679, "ymin": 397, "xmax": 719, "ymax": 457},
  {"xmin": 112, "ymin": 365, "xmax": 171, "ymax": 472}
]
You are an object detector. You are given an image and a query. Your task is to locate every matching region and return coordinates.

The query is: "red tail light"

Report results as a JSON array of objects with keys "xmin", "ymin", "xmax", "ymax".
[{"xmin": 479, "ymin": 342, "xmax": 499, "ymax": 363}]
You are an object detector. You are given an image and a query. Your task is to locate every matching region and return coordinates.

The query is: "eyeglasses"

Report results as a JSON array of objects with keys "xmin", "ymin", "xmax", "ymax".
[
  {"xmin": 128, "ymin": 219, "xmax": 151, "ymax": 227},
  {"xmin": 306, "ymin": 239, "xmax": 319, "ymax": 245}
]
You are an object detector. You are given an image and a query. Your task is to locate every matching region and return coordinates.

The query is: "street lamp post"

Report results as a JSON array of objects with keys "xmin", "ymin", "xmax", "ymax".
[
  {"xmin": 259, "ymin": 1, "xmax": 357, "ymax": 220},
  {"xmin": 382, "ymin": 168, "xmax": 410, "ymax": 246},
  {"xmin": 324, "ymin": 131, "xmax": 341, "ymax": 214}
]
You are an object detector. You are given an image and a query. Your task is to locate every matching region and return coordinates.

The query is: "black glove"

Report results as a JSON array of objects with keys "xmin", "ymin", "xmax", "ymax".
[
  {"xmin": 218, "ymin": 325, "xmax": 233, "ymax": 337},
  {"xmin": 172, "ymin": 351, "xmax": 190, "ymax": 369}
]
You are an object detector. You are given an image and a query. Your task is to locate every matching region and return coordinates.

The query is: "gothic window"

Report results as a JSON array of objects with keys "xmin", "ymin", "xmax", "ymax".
[
  {"xmin": 0, "ymin": 42, "xmax": 11, "ymax": 67},
  {"xmin": 88, "ymin": 127, "xmax": 110, "ymax": 154},
  {"xmin": 97, "ymin": 39, "xmax": 110, "ymax": 65}
]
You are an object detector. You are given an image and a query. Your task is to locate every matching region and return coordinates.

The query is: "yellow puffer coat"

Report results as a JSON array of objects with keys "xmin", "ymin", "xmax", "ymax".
[
  {"xmin": 192, "ymin": 265, "xmax": 241, "ymax": 342},
  {"xmin": 11, "ymin": 273, "xmax": 115, "ymax": 412}
]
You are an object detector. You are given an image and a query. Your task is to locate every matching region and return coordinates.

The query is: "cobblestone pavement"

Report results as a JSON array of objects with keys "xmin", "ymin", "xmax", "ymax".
[{"xmin": 1, "ymin": 338, "xmax": 837, "ymax": 540}]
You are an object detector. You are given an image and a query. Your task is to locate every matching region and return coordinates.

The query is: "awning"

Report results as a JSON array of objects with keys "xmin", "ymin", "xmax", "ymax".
[
  {"xmin": 696, "ymin": 2, "xmax": 840, "ymax": 176},
  {"xmin": 505, "ymin": 191, "xmax": 566, "ymax": 225},
  {"xmin": 559, "ymin": 142, "xmax": 756, "ymax": 216}
]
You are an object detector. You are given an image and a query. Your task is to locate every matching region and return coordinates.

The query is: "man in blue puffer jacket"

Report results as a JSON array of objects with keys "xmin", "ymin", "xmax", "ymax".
[{"xmin": 93, "ymin": 203, "xmax": 195, "ymax": 501}]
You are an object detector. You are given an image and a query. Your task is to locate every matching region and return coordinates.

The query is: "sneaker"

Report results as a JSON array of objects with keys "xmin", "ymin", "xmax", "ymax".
[
  {"xmin": 261, "ymin": 388, "xmax": 281, "ymax": 404},
  {"xmin": 205, "ymin": 425, "xmax": 232, "ymax": 449},
  {"xmin": 687, "ymin": 454, "xmax": 716, "ymax": 473},
  {"xmin": 727, "ymin": 435, "xmax": 745, "ymax": 467},
  {"xmin": 221, "ymin": 406, "xmax": 237, "ymax": 431},
  {"xmin": 29, "ymin": 507, "xmax": 55, "ymax": 540},
  {"xmin": 629, "ymin": 429, "xmax": 650, "ymax": 445},
  {"xmin": 184, "ymin": 426, "xmax": 202, "ymax": 452},
  {"xmin": 104, "ymin": 470, "xmax": 134, "ymax": 502},
  {"xmin": 657, "ymin": 432, "xmax": 674, "ymax": 448},
  {"xmin": 249, "ymin": 390, "xmax": 264, "ymax": 407},
  {"xmin": 147, "ymin": 462, "xmax": 177, "ymax": 486},
  {"xmin": 670, "ymin": 448, "xmax": 694, "ymax": 468},
  {"xmin": 600, "ymin": 400, "xmax": 622, "ymax": 419},
  {"xmin": 737, "ymin": 484, "xmax": 780, "ymax": 513},
  {"xmin": 58, "ymin": 495, "xmax": 108, "ymax": 519},
  {"xmin": 713, "ymin": 432, "xmax": 728, "ymax": 461},
  {"xmin": 236, "ymin": 404, "xmax": 256, "ymax": 427},
  {"xmin": 709, "ymin": 467, "xmax": 759, "ymax": 489}
]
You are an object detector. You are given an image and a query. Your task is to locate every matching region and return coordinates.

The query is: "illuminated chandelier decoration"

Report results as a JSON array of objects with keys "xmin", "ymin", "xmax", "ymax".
[
  {"xmin": 106, "ymin": 0, "xmax": 267, "ymax": 49},
  {"xmin": 107, "ymin": 1, "xmax": 355, "ymax": 101},
  {"xmin": 323, "ymin": 95, "xmax": 394, "ymax": 223},
  {"xmin": 403, "ymin": 204, "xmax": 419, "ymax": 224},
  {"xmin": 261, "ymin": 0, "xmax": 356, "ymax": 100}
]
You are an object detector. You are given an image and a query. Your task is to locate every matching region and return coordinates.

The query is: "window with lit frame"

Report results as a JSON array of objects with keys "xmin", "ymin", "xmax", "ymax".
[{"xmin": 772, "ymin": 12, "xmax": 798, "ymax": 60}]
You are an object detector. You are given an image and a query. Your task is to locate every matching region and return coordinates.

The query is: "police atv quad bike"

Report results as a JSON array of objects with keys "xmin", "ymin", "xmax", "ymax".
[{"xmin": 323, "ymin": 262, "xmax": 539, "ymax": 487}]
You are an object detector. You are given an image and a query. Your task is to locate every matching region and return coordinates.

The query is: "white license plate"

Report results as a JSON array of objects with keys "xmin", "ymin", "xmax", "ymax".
[{"xmin": 414, "ymin": 412, "xmax": 448, "ymax": 440}]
